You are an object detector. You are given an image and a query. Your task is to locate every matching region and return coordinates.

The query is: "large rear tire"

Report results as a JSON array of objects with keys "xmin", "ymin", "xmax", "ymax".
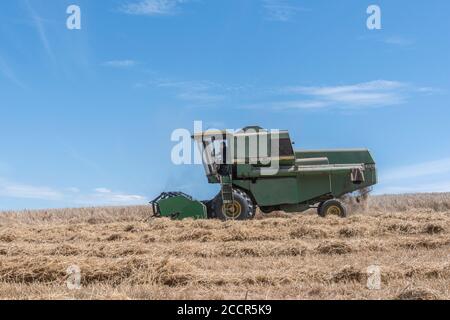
[
  {"xmin": 318, "ymin": 199, "xmax": 348, "ymax": 218},
  {"xmin": 259, "ymin": 206, "xmax": 281, "ymax": 214},
  {"xmin": 211, "ymin": 189, "xmax": 255, "ymax": 221}
]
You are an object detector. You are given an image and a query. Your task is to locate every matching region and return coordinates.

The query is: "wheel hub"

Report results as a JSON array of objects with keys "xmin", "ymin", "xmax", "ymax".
[
  {"xmin": 327, "ymin": 205, "xmax": 342, "ymax": 216},
  {"xmin": 222, "ymin": 201, "xmax": 242, "ymax": 219}
]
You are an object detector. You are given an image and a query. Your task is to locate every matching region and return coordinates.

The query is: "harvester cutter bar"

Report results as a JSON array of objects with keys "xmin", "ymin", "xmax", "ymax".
[{"xmin": 149, "ymin": 192, "xmax": 194, "ymax": 217}]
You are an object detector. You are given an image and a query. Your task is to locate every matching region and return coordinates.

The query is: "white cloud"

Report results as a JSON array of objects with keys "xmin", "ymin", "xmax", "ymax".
[
  {"xmin": 0, "ymin": 177, "xmax": 147, "ymax": 207},
  {"xmin": 136, "ymin": 77, "xmax": 438, "ymax": 111},
  {"xmin": 137, "ymin": 79, "xmax": 228, "ymax": 104},
  {"xmin": 238, "ymin": 80, "xmax": 439, "ymax": 111},
  {"xmin": 177, "ymin": 91, "xmax": 226, "ymax": 103},
  {"xmin": 101, "ymin": 193, "xmax": 146, "ymax": 202},
  {"xmin": 381, "ymin": 157, "xmax": 450, "ymax": 182},
  {"xmin": 256, "ymin": 80, "xmax": 436, "ymax": 110},
  {"xmin": 0, "ymin": 179, "xmax": 63, "ymax": 201},
  {"xmin": 24, "ymin": 0, "xmax": 55, "ymax": 62},
  {"xmin": 357, "ymin": 35, "xmax": 415, "ymax": 48},
  {"xmin": 154, "ymin": 79, "xmax": 214, "ymax": 91},
  {"xmin": 94, "ymin": 188, "xmax": 112, "ymax": 193},
  {"xmin": 376, "ymin": 181, "xmax": 450, "ymax": 195},
  {"xmin": 82, "ymin": 188, "xmax": 147, "ymax": 205},
  {"xmin": 0, "ymin": 55, "xmax": 26, "ymax": 88},
  {"xmin": 102, "ymin": 60, "xmax": 137, "ymax": 68},
  {"xmin": 262, "ymin": 0, "xmax": 308, "ymax": 22},
  {"xmin": 245, "ymin": 100, "xmax": 328, "ymax": 110},
  {"xmin": 376, "ymin": 157, "xmax": 450, "ymax": 195},
  {"xmin": 282, "ymin": 80, "xmax": 407, "ymax": 107},
  {"xmin": 285, "ymin": 80, "xmax": 405, "ymax": 95},
  {"xmin": 384, "ymin": 36, "xmax": 414, "ymax": 46},
  {"xmin": 120, "ymin": 0, "xmax": 187, "ymax": 16},
  {"xmin": 418, "ymin": 87, "xmax": 444, "ymax": 95}
]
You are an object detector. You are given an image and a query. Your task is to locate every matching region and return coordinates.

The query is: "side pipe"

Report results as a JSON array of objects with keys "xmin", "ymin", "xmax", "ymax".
[{"xmin": 248, "ymin": 164, "xmax": 365, "ymax": 177}]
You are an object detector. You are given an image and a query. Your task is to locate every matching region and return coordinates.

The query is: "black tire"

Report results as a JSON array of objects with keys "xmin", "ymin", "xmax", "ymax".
[
  {"xmin": 318, "ymin": 199, "xmax": 348, "ymax": 218},
  {"xmin": 260, "ymin": 206, "xmax": 280, "ymax": 214},
  {"xmin": 211, "ymin": 189, "xmax": 255, "ymax": 221},
  {"xmin": 317, "ymin": 202, "xmax": 324, "ymax": 215},
  {"xmin": 201, "ymin": 200, "xmax": 214, "ymax": 219}
]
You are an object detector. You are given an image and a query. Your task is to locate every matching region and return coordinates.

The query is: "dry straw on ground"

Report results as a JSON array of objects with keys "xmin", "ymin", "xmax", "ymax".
[{"xmin": 0, "ymin": 193, "xmax": 449, "ymax": 300}]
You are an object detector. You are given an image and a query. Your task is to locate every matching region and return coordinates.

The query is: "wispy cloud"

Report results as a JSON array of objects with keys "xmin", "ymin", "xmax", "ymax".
[
  {"xmin": 377, "ymin": 181, "xmax": 450, "ymax": 195},
  {"xmin": 376, "ymin": 157, "xmax": 450, "ymax": 194},
  {"xmin": 24, "ymin": 0, "xmax": 55, "ymax": 62},
  {"xmin": 381, "ymin": 157, "xmax": 450, "ymax": 182},
  {"xmin": 384, "ymin": 36, "xmax": 414, "ymax": 46},
  {"xmin": 77, "ymin": 188, "xmax": 147, "ymax": 205},
  {"xmin": 0, "ymin": 179, "xmax": 63, "ymax": 201},
  {"xmin": 177, "ymin": 91, "xmax": 226, "ymax": 103},
  {"xmin": 159, "ymin": 80, "xmax": 227, "ymax": 103},
  {"xmin": 262, "ymin": 0, "xmax": 308, "ymax": 22},
  {"xmin": 245, "ymin": 100, "xmax": 328, "ymax": 110},
  {"xmin": 136, "ymin": 77, "xmax": 438, "ymax": 111},
  {"xmin": 417, "ymin": 87, "xmax": 444, "ymax": 95},
  {"xmin": 102, "ymin": 60, "xmax": 137, "ymax": 68},
  {"xmin": 136, "ymin": 79, "xmax": 229, "ymax": 104},
  {"xmin": 0, "ymin": 55, "xmax": 25, "ymax": 88},
  {"xmin": 249, "ymin": 80, "xmax": 435, "ymax": 111},
  {"xmin": 282, "ymin": 80, "xmax": 407, "ymax": 107},
  {"xmin": 120, "ymin": 0, "xmax": 188, "ymax": 16},
  {"xmin": 94, "ymin": 188, "xmax": 112, "ymax": 194},
  {"xmin": 357, "ymin": 35, "xmax": 415, "ymax": 47},
  {"xmin": 0, "ymin": 178, "xmax": 147, "ymax": 207}
]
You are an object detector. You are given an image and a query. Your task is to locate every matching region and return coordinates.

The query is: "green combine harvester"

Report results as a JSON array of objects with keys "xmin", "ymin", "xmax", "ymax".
[{"xmin": 151, "ymin": 126, "xmax": 377, "ymax": 220}]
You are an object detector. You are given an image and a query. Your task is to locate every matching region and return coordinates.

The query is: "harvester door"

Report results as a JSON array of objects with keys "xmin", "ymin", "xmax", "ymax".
[{"xmin": 200, "ymin": 139, "xmax": 215, "ymax": 176}]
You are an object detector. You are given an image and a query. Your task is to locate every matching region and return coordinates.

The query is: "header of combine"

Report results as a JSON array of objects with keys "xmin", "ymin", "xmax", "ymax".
[{"xmin": 152, "ymin": 126, "xmax": 377, "ymax": 220}]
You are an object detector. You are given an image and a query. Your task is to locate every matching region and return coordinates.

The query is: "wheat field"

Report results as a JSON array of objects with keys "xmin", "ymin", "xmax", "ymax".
[{"xmin": 0, "ymin": 193, "xmax": 449, "ymax": 300}]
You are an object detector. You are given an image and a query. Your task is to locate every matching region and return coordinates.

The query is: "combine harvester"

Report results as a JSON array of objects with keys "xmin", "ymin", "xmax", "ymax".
[{"xmin": 151, "ymin": 126, "xmax": 377, "ymax": 220}]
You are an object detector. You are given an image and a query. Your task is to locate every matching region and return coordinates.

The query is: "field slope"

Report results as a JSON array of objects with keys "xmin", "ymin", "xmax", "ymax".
[{"xmin": 0, "ymin": 193, "xmax": 449, "ymax": 300}]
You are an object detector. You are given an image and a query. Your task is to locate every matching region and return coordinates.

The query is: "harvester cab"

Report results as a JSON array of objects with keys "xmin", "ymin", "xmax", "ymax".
[
  {"xmin": 151, "ymin": 126, "xmax": 377, "ymax": 220},
  {"xmin": 192, "ymin": 129, "xmax": 229, "ymax": 181}
]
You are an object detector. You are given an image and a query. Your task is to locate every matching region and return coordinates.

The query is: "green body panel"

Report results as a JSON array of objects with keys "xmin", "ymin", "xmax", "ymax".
[
  {"xmin": 249, "ymin": 177, "xmax": 299, "ymax": 206},
  {"xmin": 296, "ymin": 149, "xmax": 377, "ymax": 198},
  {"xmin": 233, "ymin": 173, "xmax": 332, "ymax": 206},
  {"xmin": 295, "ymin": 149, "xmax": 375, "ymax": 165},
  {"xmin": 296, "ymin": 173, "xmax": 332, "ymax": 203},
  {"xmin": 157, "ymin": 195, "xmax": 207, "ymax": 219},
  {"xmin": 231, "ymin": 148, "xmax": 376, "ymax": 210}
]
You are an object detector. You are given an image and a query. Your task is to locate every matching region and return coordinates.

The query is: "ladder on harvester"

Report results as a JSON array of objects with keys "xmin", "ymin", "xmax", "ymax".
[{"xmin": 220, "ymin": 174, "xmax": 234, "ymax": 204}]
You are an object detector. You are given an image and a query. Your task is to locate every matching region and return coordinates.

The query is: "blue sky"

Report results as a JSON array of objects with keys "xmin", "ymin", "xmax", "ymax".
[{"xmin": 0, "ymin": 0, "xmax": 449, "ymax": 210}]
